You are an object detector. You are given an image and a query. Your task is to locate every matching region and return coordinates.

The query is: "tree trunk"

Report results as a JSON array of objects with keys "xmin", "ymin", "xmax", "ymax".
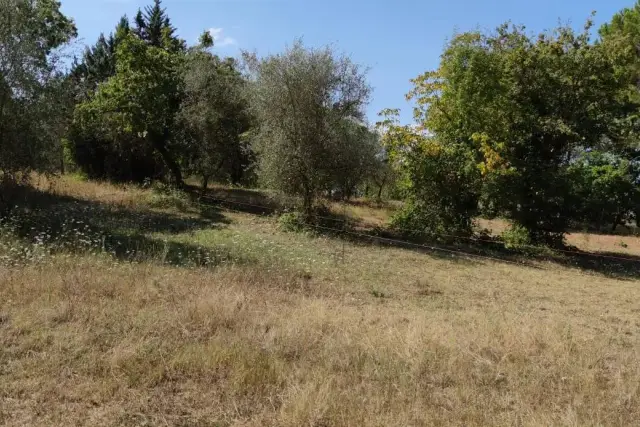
[
  {"xmin": 612, "ymin": 213, "xmax": 622, "ymax": 233},
  {"xmin": 150, "ymin": 130, "xmax": 183, "ymax": 188},
  {"xmin": 60, "ymin": 142, "xmax": 66, "ymax": 175},
  {"xmin": 0, "ymin": 85, "xmax": 8, "ymax": 152},
  {"xmin": 301, "ymin": 181, "xmax": 313, "ymax": 221},
  {"xmin": 201, "ymin": 175, "xmax": 210, "ymax": 191},
  {"xmin": 374, "ymin": 172, "xmax": 388, "ymax": 203}
]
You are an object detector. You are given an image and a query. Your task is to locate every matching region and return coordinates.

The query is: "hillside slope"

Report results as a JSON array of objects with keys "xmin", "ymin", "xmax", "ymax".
[{"xmin": 1, "ymin": 177, "xmax": 639, "ymax": 426}]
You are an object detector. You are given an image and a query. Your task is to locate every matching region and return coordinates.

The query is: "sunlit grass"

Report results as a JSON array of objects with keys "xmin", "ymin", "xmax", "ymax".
[{"xmin": 1, "ymin": 176, "xmax": 639, "ymax": 426}]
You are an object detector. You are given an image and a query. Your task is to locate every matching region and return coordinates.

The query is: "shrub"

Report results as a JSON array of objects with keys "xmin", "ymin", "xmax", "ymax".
[
  {"xmin": 389, "ymin": 142, "xmax": 481, "ymax": 238},
  {"xmin": 501, "ymin": 224, "xmax": 531, "ymax": 250},
  {"xmin": 147, "ymin": 183, "xmax": 191, "ymax": 211},
  {"xmin": 278, "ymin": 211, "xmax": 306, "ymax": 233}
]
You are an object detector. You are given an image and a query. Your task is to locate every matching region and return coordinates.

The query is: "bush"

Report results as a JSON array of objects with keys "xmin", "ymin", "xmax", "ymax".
[
  {"xmin": 501, "ymin": 224, "xmax": 531, "ymax": 250},
  {"xmin": 567, "ymin": 152, "xmax": 640, "ymax": 233},
  {"xmin": 147, "ymin": 183, "xmax": 191, "ymax": 211},
  {"xmin": 389, "ymin": 142, "xmax": 481, "ymax": 238},
  {"xmin": 67, "ymin": 124, "xmax": 166, "ymax": 183},
  {"xmin": 278, "ymin": 211, "xmax": 306, "ymax": 233}
]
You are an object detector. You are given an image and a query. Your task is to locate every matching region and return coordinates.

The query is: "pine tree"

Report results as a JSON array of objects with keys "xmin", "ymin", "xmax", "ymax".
[
  {"xmin": 71, "ymin": 15, "xmax": 130, "ymax": 92},
  {"xmin": 145, "ymin": 0, "xmax": 168, "ymax": 47},
  {"xmin": 133, "ymin": 10, "xmax": 146, "ymax": 40},
  {"xmin": 115, "ymin": 15, "xmax": 130, "ymax": 39},
  {"xmin": 133, "ymin": 0, "xmax": 183, "ymax": 51}
]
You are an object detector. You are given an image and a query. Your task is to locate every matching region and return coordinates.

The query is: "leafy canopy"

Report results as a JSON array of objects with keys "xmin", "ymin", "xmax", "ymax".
[
  {"xmin": 0, "ymin": 0, "xmax": 77, "ymax": 187},
  {"xmin": 404, "ymin": 19, "xmax": 637, "ymax": 243},
  {"xmin": 244, "ymin": 40, "xmax": 371, "ymax": 213},
  {"xmin": 179, "ymin": 41, "xmax": 252, "ymax": 187},
  {"xmin": 74, "ymin": 31, "xmax": 185, "ymax": 184}
]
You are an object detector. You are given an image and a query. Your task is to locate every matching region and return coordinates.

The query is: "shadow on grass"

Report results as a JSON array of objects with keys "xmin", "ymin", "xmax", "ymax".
[
  {"xmin": 189, "ymin": 185, "xmax": 282, "ymax": 216},
  {"xmin": 149, "ymin": 185, "xmax": 640, "ymax": 279},
  {"xmin": 556, "ymin": 249, "xmax": 640, "ymax": 280},
  {"xmin": 1, "ymin": 186, "xmax": 257, "ymax": 268},
  {"xmin": 340, "ymin": 198, "xmax": 400, "ymax": 211},
  {"xmin": 193, "ymin": 189, "xmax": 640, "ymax": 279},
  {"xmin": 365, "ymin": 228, "xmax": 640, "ymax": 280},
  {"xmin": 190, "ymin": 185, "xmax": 356, "ymax": 226},
  {"xmin": 311, "ymin": 225, "xmax": 538, "ymax": 269}
]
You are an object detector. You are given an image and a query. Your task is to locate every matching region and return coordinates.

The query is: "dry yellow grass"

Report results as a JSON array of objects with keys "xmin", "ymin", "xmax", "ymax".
[
  {"xmin": 328, "ymin": 199, "xmax": 401, "ymax": 228},
  {"xmin": 1, "ymin": 177, "xmax": 640, "ymax": 426},
  {"xmin": 37, "ymin": 175, "xmax": 149, "ymax": 209}
]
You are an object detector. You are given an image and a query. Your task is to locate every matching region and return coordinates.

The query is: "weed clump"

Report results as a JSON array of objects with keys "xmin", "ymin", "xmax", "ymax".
[{"xmin": 278, "ymin": 211, "xmax": 306, "ymax": 233}]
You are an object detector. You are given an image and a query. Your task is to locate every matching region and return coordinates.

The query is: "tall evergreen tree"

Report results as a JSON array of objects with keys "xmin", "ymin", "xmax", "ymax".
[
  {"xmin": 133, "ymin": 0, "xmax": 183, "ymax": 51},
  {"xmin": 71, "ymin": 15, "xmax": 130, "ymax": 93}
]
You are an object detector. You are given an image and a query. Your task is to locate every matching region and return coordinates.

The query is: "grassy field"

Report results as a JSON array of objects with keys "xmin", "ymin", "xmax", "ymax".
[{"xmin": 1, "ymin": 177, "xmax": 640, "ymax": 426}]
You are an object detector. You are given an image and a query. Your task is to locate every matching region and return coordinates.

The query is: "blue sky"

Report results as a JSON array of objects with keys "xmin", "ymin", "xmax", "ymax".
[{"xmin": 61, "ymin": 0, "xmax": 633, "ymax": 123}]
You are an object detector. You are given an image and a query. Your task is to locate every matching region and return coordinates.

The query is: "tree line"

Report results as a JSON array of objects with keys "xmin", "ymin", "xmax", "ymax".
[
  {"xmin": 2, "ymin": 0, "xmax": 640, "ymax": 247},
  {"xmin": 380, "ymin": 10, "xmax": 640, "ymax": 245}
]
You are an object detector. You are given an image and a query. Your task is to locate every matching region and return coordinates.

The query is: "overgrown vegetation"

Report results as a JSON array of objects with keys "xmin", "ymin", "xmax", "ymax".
[
  {"xmin": 380, "ymin": 17, "xmax": 640, "ymax": 245},
  {"xmin": 4, "ymin": 0, "xmax": 640, "ymax": 246},
  {"xmin": 0, "ymin": 0, "xmax": 77, "ymax": 210},
  {"xmin": 3, "ymin": 0, "xmax": 640, "ymax": 424},
  {"xmin": 1, "ymin": 176, "xmax": 640, "ymax": 426}
]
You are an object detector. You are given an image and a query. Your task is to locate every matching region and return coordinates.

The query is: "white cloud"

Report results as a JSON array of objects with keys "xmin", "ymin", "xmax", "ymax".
[{"xmin": 207, "ymin": 28, "xmax": 237, "ymax": 47}]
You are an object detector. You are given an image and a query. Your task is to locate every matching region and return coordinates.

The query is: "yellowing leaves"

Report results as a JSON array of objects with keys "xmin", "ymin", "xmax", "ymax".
[
  {"xmin": 417, "ymin": 139, "xmax": 443, "ymax": 157},
  {"xmin": 473, "ymin": 133, "xmax": 508, "ymax": 176}
]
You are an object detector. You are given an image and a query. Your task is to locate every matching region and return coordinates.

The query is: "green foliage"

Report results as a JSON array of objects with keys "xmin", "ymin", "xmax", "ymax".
[
  {"xmin": 179, "ymin": 47, "xmax": 253, "ymax": 187},
  {"xmin": 244, "ymin": 40, "xmax": 371, "ymax": 214},
  {"xmin": 364, "ymin": 149, "xmax": 399, "ymax": 202},
  {"xmin": 278, "ymin": 211, "xmax": 307, "ymax": 233},
  {"xmin": 85, "ymin": 33, "xmax": 182, "ymax": 138},
  {"xmin": 70, "ymin": 16, "xmax": 129, "ymax": 95},
  {"xmin": 69, "ymin": 1, "xmax": 186, "ymax": 185},
  {"xmin": 379, "ymin": 110, "xmax": 481, "ymax": 237},
  {"xmin": 66, "ymin": 17, "xmax": 151, "ymax": 182},
  {"xmin": 406, "ymin": 20, "xmax": 637, "ymax": 245},
  {"xmin": 501, "ymin": 224, "xmax": 531, "ymax": 250},
  {"xmin": 199, "ymin": 30, "xmax": 214, "ymax": 49},
  {"xmin": 67, "ymin": 121, "xmax": 165, "ymax": 182},
  {"xmin": 147, "ymin": 182, "xmax": 191, "ymax": 211},
  {"xmin": 599, "ymin": 0, "xmax": 640, "ymax": 102},
  {"xmin": 567, "ymin": 151, "xmax": 640, "ymax": 231},
  {"xmin": 61, "ymin": 138, "xmax": 77, "ymax": 173},
  {"xmin": 0, "ymin": 0, "xmax": 77, "ymax": 208},
  {"xmin": 73, "ymin": 31, "xmax": 185, "ymax": 185},
  {"xmin": 133, "ymin": 0, "xmax": 184, "ymax": 51},
  {"xmin": 600, "ymin": 1, "xmax": 640, "ymax": 42},
  {"xmin": 327, "ymin": 120, "xmax": 381, "ymax": 199}
]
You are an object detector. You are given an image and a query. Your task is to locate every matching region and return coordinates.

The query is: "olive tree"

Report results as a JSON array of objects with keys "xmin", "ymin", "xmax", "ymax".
[
  {"xmin": 244, "ymin": 40, "xmax": 371, "ymax": 215},
  {"xmin": 0, "ymin": 0, "xmax": 76, "ymax": 207},
  {"xmin": 327, "ymin": 119, "xmax": 380, "ymax": 199}
]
